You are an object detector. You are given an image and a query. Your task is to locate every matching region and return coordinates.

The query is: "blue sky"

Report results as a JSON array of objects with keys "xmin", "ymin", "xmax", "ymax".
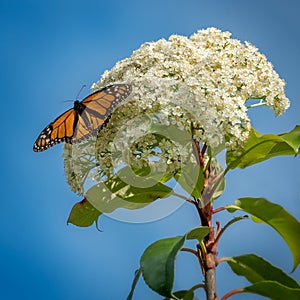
[{"xmin": 1, "ymin": 0, "xmax": 299, "ymax": 299}]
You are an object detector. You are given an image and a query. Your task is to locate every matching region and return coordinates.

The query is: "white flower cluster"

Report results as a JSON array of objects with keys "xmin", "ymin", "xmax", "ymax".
[
  {"xmin": 64, "ymin": 28, "xmax": 289, "ymax": 194},
  {"xmin": 63, "ymin": 138, "xmax": 100, "ymax": 194}
]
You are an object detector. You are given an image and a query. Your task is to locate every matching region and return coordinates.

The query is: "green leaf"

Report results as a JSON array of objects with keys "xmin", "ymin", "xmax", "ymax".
[
  {"xmin": 164, "ymin": 283, "xmax": 205, "ymax": 300},
  {"xmin": 186, "ymin": 226, "xmax": 210, "ymax": 243},
  {"xmin": 244, "ymin": 281, "xmax": 300, "ymax": 300},
  {"xmin": 119, "ymin": 182, "xmax": 173, "ymax": 204},
  {"xmin": 86, "ymin": 172, "xmax": 173, "ymax": 214},
  {"xmin": 140, "ymin": 236, "xmax": 186, "ymax": 297},
  {"xmin": 226, "ymin": 198, "xmax": 300, "ymax": 271},
  {"xmin": 209, "ymin": 142, "xmax": 226, "ymax": 156},
  {"xmin": 210, "ymin": 159, "xmax": 226, "ymax": 201},
  {"xmin": 86, "ymin": 182, "xmax": 145, "ymax": 213},
  {"xmin": 118, "ymin": 165, "xmax": 172, "ymax": 189},
  {"xmin": 226, "ymin": 127, "xmax": 300, "ymax": 169},
  {"xmin": 211, "ymin": 176, "xmax": 225, "ymax": 201},
  {"xmin": 174, "ymin": 162, "xmax": 204, "ymax": 199},
  {"xmin": 164, "ymin": 290, "xmax": 194, "ymax": 300},
  {"xmin": 227, "ymin": 254, "xmax": 300, "ymax": 288},
  {"xmin": 279, "ymin": 125, "xmax": 300, "ymax": 153},
  {"xmin": 151, "ymin": 122, "xmax": 205, "ymax": 199},
  {"xmin": 67, "ymin": 198, "xmax": 101, "ymax": 227}
]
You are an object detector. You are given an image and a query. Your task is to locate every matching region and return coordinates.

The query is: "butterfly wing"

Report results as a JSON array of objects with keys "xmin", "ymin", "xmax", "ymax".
[
  {"xmin": 33, "ymin": 84, "xmax": 132, "ymax": 152},
  {"xmin": 72, "ymin": 84, "xmax": 132, "ymax": 142},
  {"xmin": 33, "ymin": 108, "xmax": 77, "ymax": 152}
]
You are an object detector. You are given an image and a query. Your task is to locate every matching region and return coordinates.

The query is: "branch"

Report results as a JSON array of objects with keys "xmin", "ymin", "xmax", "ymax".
[
  {"xmin": 221, "ymin": 288, "xmax": 244, "ymax": 300},
  {"xmin": 216, "ymin": 256, "xmax": 230, "ymax": 265},
  {"xmin": 180, "ymin": 247, "xmax": 198, "ymax": 257},
  {"xmin": 212, "ymin": 206, "xmax": 226, "ymax": 214},
  {"xmin": 246, "ymin": 99, "xmax": 267, "ymax": 109},
  {"xmin": 172, "ymin": 192, "xmax": 195, "ymax": 204}
]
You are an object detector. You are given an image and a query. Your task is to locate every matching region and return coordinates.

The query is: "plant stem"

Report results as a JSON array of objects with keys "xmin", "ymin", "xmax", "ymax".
[
  {"xmin": 220, "ymin": 288, "xmax": 244, "ymax": 300},
  {"xmin": 246, "ymin": 99, "xmax": 267, "ymax": 109},
  {"xmin": 195, "ymin": 141, "xmax": 218, "ymax": 300},
  {"xmin": 205, "ymin": 255, "xmax": 218, "ymax": 300},
  {"xmin": 173, "ymin": 192, "xmax": 195, "ymax": 204},
  {"xmin": 180, "ymin": 247, "xmax": 198, "ymax": 257},
  {"xmin": 198, "ymin": 202, "xmax": 218, "ymax": 300},
  {"xmin": 212, "ymin": 206, "xmax": 226, "ymax": 214}
]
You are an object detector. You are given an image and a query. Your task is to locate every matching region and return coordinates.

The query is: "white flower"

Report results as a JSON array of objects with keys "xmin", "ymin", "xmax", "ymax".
[{"xmin": 64, "ymin": 27, "xmax": 289, "ymax": 195}]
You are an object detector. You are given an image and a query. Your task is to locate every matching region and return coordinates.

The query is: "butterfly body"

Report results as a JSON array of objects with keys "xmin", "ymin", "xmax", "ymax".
[
  {"xmin": 73, "ymin": 100, "xmax": 85, "ymax": 115},
  {"xmin": 33, "ymin": 84, "xmax": 132, "ymax": 152}
]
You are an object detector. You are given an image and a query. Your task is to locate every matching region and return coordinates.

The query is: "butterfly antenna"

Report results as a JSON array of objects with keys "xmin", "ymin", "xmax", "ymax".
[
  {"xmin": 62, "ymin": 85, "xmax": 87, "ymax": 103},
  {"xmin": 76, "ymin": 84, "xmax": 86, "ymax": 99}
]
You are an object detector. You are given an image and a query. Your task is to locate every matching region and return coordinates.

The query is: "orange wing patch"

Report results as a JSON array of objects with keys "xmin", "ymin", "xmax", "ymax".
[{"xmin": 33, "ymin": 84, "xmax": 132, "ymax": 152}]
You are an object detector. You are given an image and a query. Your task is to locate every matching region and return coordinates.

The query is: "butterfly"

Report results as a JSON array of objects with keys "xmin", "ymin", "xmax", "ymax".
[{"xmin": 33, "ymin": 84, "xmax": 132, "ymax": 152}]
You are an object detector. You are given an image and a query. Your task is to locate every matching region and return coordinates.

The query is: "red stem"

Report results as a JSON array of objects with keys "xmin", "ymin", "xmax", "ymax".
[
  {"xmin": 193, "ymin": 141, "xmax": 219, "ymax": 300},
  {"xmin": 216, "ymin": 257, "xmax": 228, "ymax": 265},
  {"xmin": 180, "ymin": 247, "xmax": 198, "ymax": 257},
  {"xmin": 221, "ymin": 288, "xmax": 244, "ymax": 300},
  {"xmin": 212, "ymin": 207, "xmax": 226, "ymax": 214}
]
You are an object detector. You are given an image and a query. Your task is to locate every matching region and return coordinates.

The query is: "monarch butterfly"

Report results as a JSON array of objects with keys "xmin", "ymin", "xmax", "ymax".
[{"xmin": 33, "ymin": 84, "xmax": 132, "ymax": 152}]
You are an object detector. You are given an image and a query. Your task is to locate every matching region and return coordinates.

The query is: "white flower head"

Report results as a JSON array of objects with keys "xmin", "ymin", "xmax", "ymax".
[{"xmin": 64, "ymin": 28, "xmax": 289, "ymax": 194}]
